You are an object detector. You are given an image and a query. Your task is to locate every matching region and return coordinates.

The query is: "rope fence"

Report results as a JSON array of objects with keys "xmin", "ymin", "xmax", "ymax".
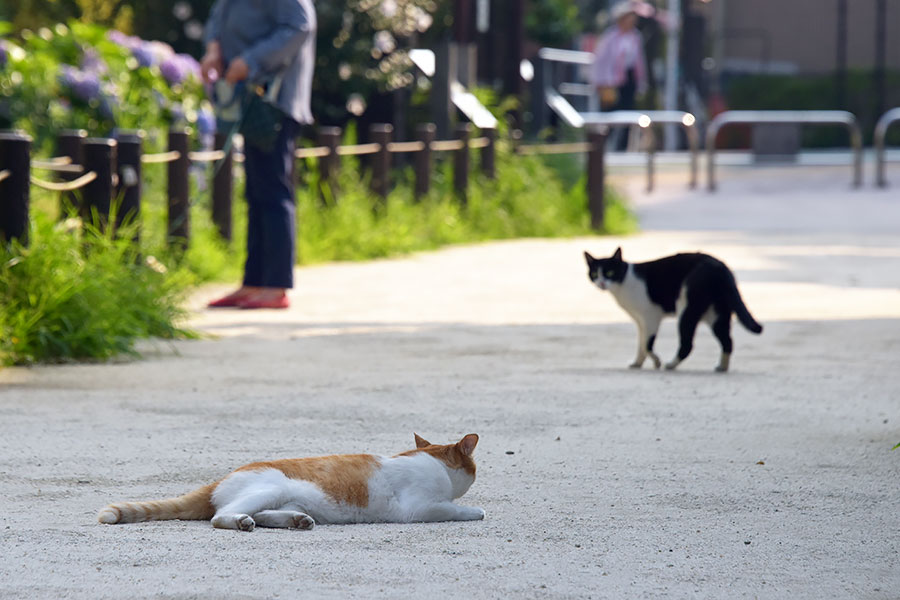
[
  {"xmin": 0, "ymin": 119, "xmax": 617, "ymax": 248},
  {"xmin": 30, "ymin": 171, "xmax": 97, "ymax": 192}
]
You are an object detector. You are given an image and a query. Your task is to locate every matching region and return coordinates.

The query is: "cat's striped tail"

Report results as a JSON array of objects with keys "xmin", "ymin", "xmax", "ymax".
[
  {"xmin": 97, "ymin": 483, "xmax": 217, "ymax": 524},
  {"xmin": 729, "ymin": 284, "xmax": 763, "ymax": 334}
]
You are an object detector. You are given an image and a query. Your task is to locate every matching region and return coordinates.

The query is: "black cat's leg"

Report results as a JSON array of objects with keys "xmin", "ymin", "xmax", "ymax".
[
  {"xmin": 644, "ymin": 315, "xmax": 663, "ymax": 369},
  {"xmin": 666, "ymin": 307, "xmax": 703, "ymax": 370},
  {"xmin": 711, "ymin": 313, "xmax": 733, "ymax": 372},
  {"xmin": 630, "ymin": 321, "xmax": 648, "ymax": 369}
]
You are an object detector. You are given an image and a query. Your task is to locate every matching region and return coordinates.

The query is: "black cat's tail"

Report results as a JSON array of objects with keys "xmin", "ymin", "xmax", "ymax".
[{"xmin": 728, "ymin": 282, "xmax": 763, "ymax": 334}]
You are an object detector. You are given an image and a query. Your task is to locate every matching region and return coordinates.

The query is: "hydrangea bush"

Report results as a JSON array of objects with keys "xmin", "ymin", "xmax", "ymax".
[{"xmin": 0, "ymin": 21, "xmax": 214, "ymax": 154}]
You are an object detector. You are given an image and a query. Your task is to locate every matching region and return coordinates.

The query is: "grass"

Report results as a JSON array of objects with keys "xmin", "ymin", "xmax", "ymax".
[{"xmin": 2, "ymin": 140, "xmax": 636, "ymax": 366}]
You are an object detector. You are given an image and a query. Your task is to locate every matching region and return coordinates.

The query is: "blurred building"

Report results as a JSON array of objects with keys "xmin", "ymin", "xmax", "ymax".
[{"xmin": 707, "ymin": 0, "xmax": 900, "ymax": 75}]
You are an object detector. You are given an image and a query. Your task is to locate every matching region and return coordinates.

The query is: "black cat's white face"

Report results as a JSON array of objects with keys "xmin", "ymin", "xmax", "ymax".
[{"xmin": 584, "ymin": 248, "xmax": 628, "ymax": 290}]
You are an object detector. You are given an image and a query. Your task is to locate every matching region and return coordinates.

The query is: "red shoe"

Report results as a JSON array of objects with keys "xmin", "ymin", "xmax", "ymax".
[
  {"xmin": 207, "ymin": 292, "xmax": 252, "ymax": 308},
  {"xmin": 239, "ymin": 295, "xmax": 290, "ymax": 310}
]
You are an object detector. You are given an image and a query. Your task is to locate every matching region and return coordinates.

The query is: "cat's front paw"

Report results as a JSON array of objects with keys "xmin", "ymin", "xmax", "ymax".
[
  {"xmin": 291, "ymin": 513, "xmax": 315, "ymax": 530},
  {"xmin": 628, "ymin": 362, "xmax": 643, "ymax": 369},
  {"xmin": 469, "ymin": 507, "xmax": 486, "ymax": 520},
  {"xmin": 664, "ymin": 360, "xmax": 680, "ymax": 371},
  {"xmin": 212, "ymin": 513, "xmax": 256, "ymax": 531},
  {"xmin": 649, "ymin": 353, "xmax": 662, "ymax": 369}
]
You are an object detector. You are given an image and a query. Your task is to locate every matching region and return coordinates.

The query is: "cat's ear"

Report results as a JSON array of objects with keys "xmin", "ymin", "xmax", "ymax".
[
  {"xmin": 583, "ymin": 251, "xmax": 595, "ymax": 264},
  {"xmin": 612, "ymin": 247, "xmax": 623, "ymax": 261},
  {"xmin": 457, "ymin": 433, "xmax": 479, "ymax": 456},
  {"xmin": 414, "ymin": 433, "xmax": 431, "ymax": 448}
]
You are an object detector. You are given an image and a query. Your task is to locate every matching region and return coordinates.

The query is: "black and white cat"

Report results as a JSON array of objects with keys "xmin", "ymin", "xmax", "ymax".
[{"xmin": 583, "ymin": 248, "xmax": 762, "ymax": 372}]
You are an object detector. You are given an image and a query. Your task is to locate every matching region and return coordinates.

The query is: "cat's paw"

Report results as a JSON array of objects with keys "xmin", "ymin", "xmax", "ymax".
[
  {"xmin": 473, "ymin": 507, "xmax": 486, "ymax": 520},
  {"xmin": 664, "ymin": 360, "xmax": 680, "ymax": 371},
  {"xmin": 212, "ymin": 513, "xmax": 256, "ymax": 531},
  {"xmin": 236, "ymin": 514, "xmax": 256, "ymax": 531},
  {"xmin": 291, "ymin": 513, "xmax": 315, "ymax": 530},
  {"xmin": 628, "ymin": 362, "xmax": 643, "ymax": 369},
  {"xmin": 714, "ymin": 364, "xmax": 729, "ymax": 373},
  {"xmin": 649, "ymin": 353, "xmax": 662, "ymax": 369}
]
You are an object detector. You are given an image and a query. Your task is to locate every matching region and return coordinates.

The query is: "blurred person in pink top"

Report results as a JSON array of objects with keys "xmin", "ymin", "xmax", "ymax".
[{"xmin": 590, "ymin": 1, "xmax": 649, "ymax": 112}]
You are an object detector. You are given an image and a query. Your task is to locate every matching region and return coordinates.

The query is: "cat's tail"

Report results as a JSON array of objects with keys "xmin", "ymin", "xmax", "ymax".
[
  {"xmin": 728, "ymin": 283, "xmax": 763, "ymax": 334},
  {"xmin": 97, "ymin": 483, "xmax": 217, "ymax": 524}
]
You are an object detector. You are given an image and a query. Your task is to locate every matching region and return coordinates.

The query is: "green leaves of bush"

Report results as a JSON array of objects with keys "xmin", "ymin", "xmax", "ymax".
[{"xmin": 0, "ymin": 215, "xmax": 192, "ymax": 365}]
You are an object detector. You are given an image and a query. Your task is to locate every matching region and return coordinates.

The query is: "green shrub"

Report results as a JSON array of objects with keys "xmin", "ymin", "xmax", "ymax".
[{"xmin": 0, "ymin": 214, "xmax": 193, "ymax": 365}]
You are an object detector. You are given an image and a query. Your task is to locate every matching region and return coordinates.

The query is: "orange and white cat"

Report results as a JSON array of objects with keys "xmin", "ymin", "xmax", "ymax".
[{"xmin": 98, "ymin": 433, "xmax": 484, "ymax": 531}]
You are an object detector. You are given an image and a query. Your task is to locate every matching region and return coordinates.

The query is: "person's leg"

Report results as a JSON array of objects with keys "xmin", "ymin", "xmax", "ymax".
[{"xmin": 239, "ymin": 117, "xmax": 300, "ymax": 308}]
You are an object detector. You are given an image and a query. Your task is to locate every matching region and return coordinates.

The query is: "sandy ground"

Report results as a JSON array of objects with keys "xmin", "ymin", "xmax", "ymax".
[{"xmin": 1, "ymin": 165, "xmax": 899, "ymax": 599}]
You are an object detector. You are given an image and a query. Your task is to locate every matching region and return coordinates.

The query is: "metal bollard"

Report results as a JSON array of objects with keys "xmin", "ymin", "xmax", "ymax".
[{"xmin": 0, "ymin": 131, "xmax": 32, "ymax": 245}]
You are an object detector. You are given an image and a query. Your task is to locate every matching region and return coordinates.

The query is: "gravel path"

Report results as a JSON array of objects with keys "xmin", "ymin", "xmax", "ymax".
[{"xmin": 1, "ymin": 166, "xmax": 898, "ymax": 599}]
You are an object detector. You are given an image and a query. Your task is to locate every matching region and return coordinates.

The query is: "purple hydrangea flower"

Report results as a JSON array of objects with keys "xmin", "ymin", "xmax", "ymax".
[
  {"xmin": 160, "ymin": 55, "xmax": 187, "ymax": 85},
  {"xmin": 81, "ymin": 49, "xmax": 108, "ymax": 75},
  {"xmin": 132, "ymin": 44, "xmax": 154, "ymax": 67},
  {"xmin": 169, "ymin": 102, "xmax": 186, "ymax": 123},
  {"xmin": 197, "ymin": 108, "xmax": 216, "ymax": 136},
  {"xmin": 59, "ymin": 65, "xmax": 101, "ymax": 102},
  {"xmin": 177, "ymin": 53, "xmax": 201, "ymax": 81}
]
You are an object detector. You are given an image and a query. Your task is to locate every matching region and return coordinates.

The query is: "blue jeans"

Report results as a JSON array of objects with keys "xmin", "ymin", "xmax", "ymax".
[{"xmin": 241, "ymin": 117, "xmax": 300, "ymax": 288}]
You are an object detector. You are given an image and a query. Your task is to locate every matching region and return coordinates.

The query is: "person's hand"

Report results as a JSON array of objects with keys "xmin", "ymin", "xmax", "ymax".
[
  {"xmin": 200, "ymin": 42, "xmax": 223, "ymax": 84},
  {"xmin": 225, "ymin": 57, "xmax": 250, "ymax": 84}
]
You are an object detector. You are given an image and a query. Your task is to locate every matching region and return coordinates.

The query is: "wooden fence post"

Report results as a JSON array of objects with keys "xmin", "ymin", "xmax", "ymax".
[
  {"xmin": 115, "ymin": 130, "xmax": 143, "ymax": 240},
  {"xmin": 480, "ymin": 126, "xmax": 496, "ymax": 179},
  {"xmin": 0, "ymin": 131, "xmax": 32, "ymax": 246},
  {"xmin": 453, "ymin": 123, "xmax": 471, "ymax": 203},
  {"xmin": 370, "ymin": 123, "xmax": 392, "ymax": 199},
  {"xmin": 56, "ymin": 129, "xmax": 87, "ymax": 219},
  {"xmin": 82, "ymin": 137, "xmax": 117, "ymax": 231},
  {"xmin": 587, "ymin": 126, "xmax": 608, "ymax": 231},
  {"xmin": 414, "ymin": 123, "xmax": 435, "ymax": 200},
  {"xmin": 317, "ymin": 126, "xmax": 341, "ymax": 200},
  {"xmin": 167, "ymin": 128, "xmax": 191, "ymax": 248},
  {"xmin": 212, "ymin": 131, "xmax": 233, "ymax": 242}
]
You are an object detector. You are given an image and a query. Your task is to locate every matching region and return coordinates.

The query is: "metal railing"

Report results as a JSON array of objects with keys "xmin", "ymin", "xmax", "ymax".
[
  {"xmin": 874, "ymin": 107, "xmax": 900, "ymax": 188},
  {"xmin": 705, "ymin": 110, "xmax": 863, "ymax": 191},
  {"xmin": 581, "ymin": 110, "xmax": 700, "ymax": 191}
]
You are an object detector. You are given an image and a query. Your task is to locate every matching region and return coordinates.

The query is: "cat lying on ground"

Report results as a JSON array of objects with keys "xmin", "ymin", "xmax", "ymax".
[
  {"xmin": 98, "ymin": 433, "xmax": 484, "ymax": 531},
  {"xmin": 584, "ymin": 248, "xmax": 762, "ymax": 372}
]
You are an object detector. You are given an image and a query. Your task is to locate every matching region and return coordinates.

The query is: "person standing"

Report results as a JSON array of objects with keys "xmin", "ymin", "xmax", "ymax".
[
  {"xmin": 590, "ymin": 1, "xmax": 649, "ymax": 114},
  {"xmin": 202, "ymin": 0, "xmax": 316, "ymax": 309}
]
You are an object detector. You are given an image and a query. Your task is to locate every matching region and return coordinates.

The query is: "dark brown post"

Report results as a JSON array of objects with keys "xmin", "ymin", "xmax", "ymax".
[
  {"xmin": 317, "ymin": 126, "xmax": 341, "ymax": 199},
  {"xmin": 480, "ymin": 126, "xmax": 496, "ymax": 179},
  {"xmin": 587, "ymin": 126, "xmax": 608, "ymax": 231},
  {"xmin": 167, "ymin": 128, "xmax": 191, "ymax": 248},
  {"xmin": 369, "ymin": 123, "xmax": 392, "ymax": 199},
  {"xmin": 212, "ymin": 131, "xmax": 233, "ymax": 242},
  {"xmin": 414, "ymin": 123, "xmax": 436, "ymax": 199},
  {"xmin": 56, "ymin": 129, "xmax": 87, "ymax": 218},
  {"xmin": 453, "ymin": 123, "xmax": 471, "ymax": 202},
  {"xmin": 82, "ymin": 138, "xmax": 117, "ymax": 231},
  {"xmin": 115, "ymin": 130, "xmax": 143, "ymax": 240},
  {"xmin": 0, "ymin": 131, "xmax": 31, "ymax": 246}
]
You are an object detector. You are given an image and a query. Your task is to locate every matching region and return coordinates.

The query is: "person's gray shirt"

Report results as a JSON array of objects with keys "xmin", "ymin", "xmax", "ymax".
[{"xmin": 204, "ymin": 0, "xmax": 316, "ymax": 125}]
